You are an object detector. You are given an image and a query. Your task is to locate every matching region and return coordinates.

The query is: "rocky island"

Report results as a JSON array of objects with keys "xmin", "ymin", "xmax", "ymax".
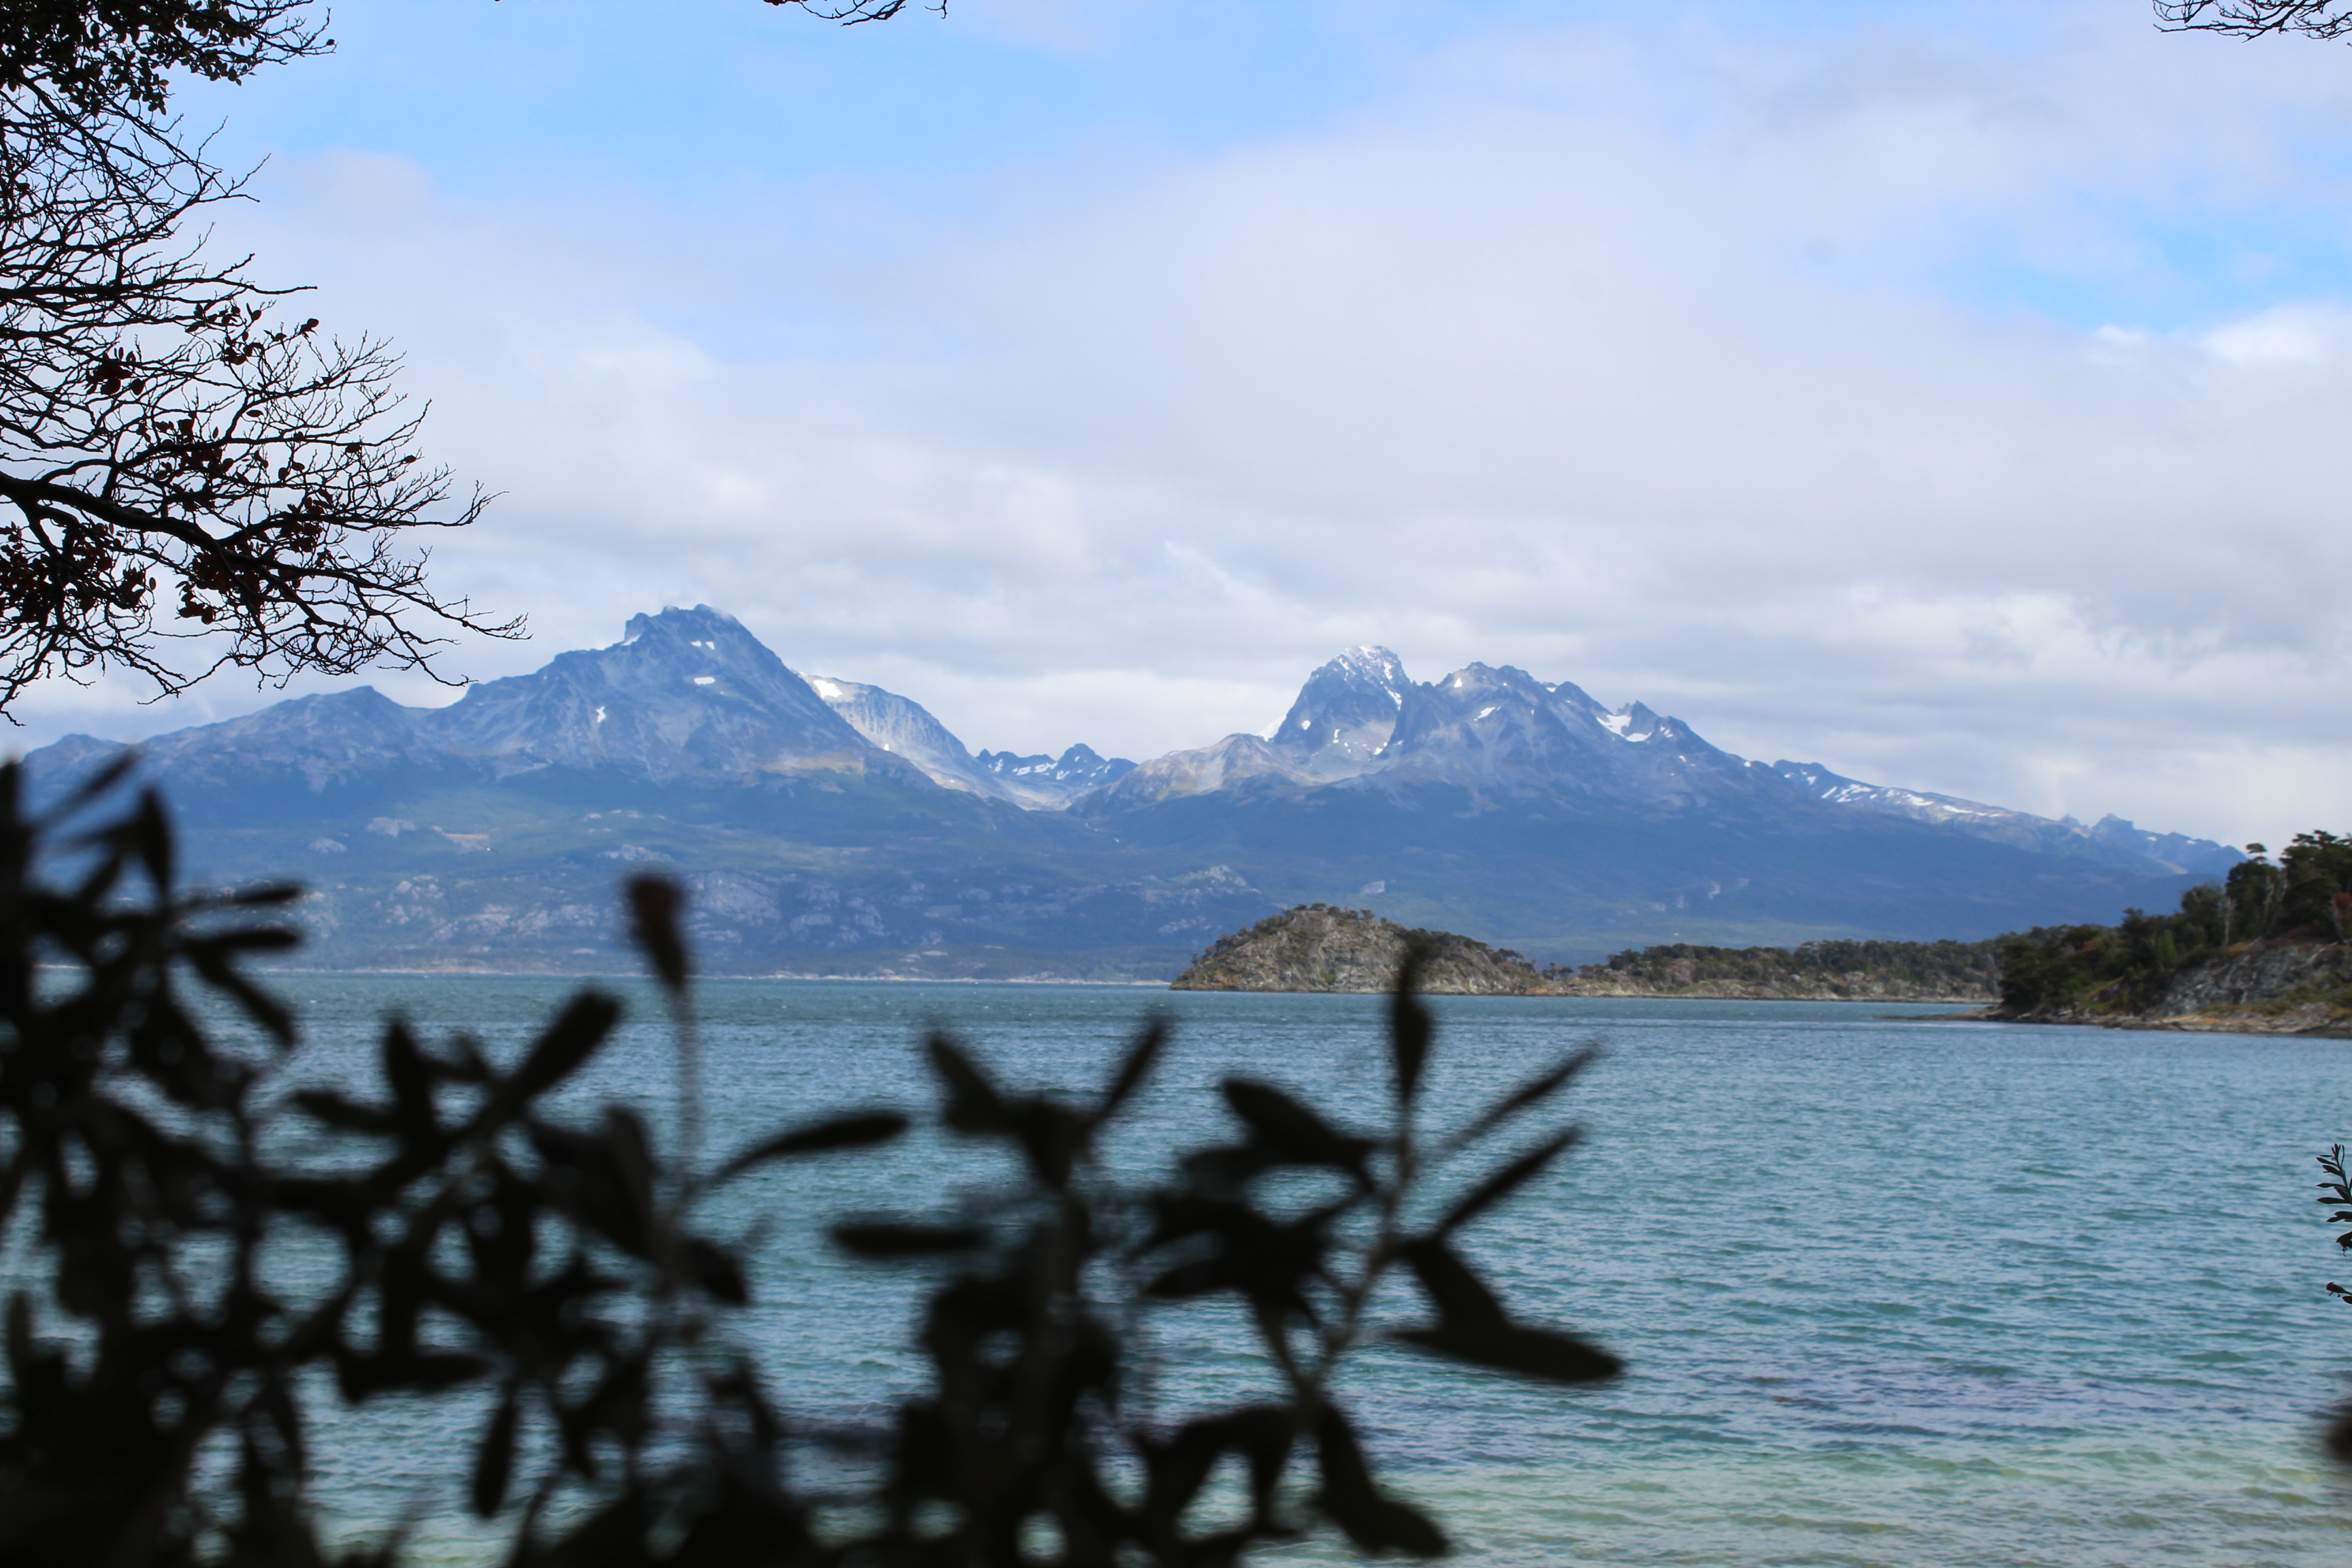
[
  {"xmin": 1171, "ymin": 905, "xmax": 2002, "ymax": 1000},
  {"xmin": 1171, "ymin": 905, "xmax": 1575, "ymax": 994}
]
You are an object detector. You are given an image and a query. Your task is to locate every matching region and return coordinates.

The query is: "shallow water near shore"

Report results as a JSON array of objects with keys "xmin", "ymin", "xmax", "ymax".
[{"xmin": 236, "ymin": 978, "xmax": 2352, "ymax": 1563}]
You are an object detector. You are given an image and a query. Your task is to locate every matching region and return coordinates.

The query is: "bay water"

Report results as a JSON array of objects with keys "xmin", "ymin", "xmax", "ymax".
[{"xmin": 248, "ymin": 976, "xmax": 2352, "ymax": 1565}]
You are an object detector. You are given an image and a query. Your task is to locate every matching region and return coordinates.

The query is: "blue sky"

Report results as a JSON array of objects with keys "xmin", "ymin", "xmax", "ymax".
[{"xmin": 15, "ymin": 0, "xmax": 2351, "ymax": 848}]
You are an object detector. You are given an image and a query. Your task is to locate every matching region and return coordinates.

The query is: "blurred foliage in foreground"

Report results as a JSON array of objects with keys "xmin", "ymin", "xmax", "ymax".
[{"xmin": 0, "ymin": 760, "xmax": 1620, "ymax": 1566}]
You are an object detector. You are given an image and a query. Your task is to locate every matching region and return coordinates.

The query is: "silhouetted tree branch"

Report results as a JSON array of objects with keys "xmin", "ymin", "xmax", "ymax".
[
  {"xmin": 2156, "ymin": 1, "xmax": 2352, "ymax": 40},
  {"xmin": 0, "ymin": 2, "xmax": 521, "ymax": 712},
  {"xmin": 760, "ymin": 0, "xmax": 942, "ymax": 22},
  {"xmin": 0, "ymin": 2, "xmax": 321, "ymax": 112}
]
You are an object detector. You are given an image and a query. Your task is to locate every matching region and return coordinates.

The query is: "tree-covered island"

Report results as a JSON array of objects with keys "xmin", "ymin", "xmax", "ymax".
[{"xmin": 1176, "ymin": 832, "xmax": 2351, "ymax": 1037}]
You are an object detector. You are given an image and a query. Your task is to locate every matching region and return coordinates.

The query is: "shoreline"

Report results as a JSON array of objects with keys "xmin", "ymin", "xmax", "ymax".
[
  {"xmin": 247, "ymin": 965, "xmax": 1990, "ymax": 1000},
  {"xmin": 1892, "ymin": 1004, "xmax": 2352, "ymax": 1040},
  {"xmin": 206, "ymin": 969, "xmax": 2352, "ymax": 1033},
  {"xmin": 247, "ymin": 966, "xmax": 1171, "ymax": 987}
]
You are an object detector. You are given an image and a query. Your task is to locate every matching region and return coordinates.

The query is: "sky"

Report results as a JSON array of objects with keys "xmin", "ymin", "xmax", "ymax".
[{"xmin": 9, "ymin": 0, "xmax": 2349, "ymax": 850}]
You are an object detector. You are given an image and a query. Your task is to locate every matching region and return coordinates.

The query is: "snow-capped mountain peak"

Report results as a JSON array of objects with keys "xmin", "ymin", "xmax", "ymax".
[{"xmin": 1267, "ymin": 644, "xmax": 1416, "ymax": 778}]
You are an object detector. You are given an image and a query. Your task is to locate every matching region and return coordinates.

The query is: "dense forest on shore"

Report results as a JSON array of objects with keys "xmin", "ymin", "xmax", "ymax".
[
  {"xmin": 1577, "ymin": 938, "xmax": 1999, "ymax": 997},
  {"xmin": 1179, "ymin": 830, "xmax": 2351, "ymax": 1018},
  {"xmin": 1994, "ymin": 830, "xmax": 2351, "ymax": 1017}
]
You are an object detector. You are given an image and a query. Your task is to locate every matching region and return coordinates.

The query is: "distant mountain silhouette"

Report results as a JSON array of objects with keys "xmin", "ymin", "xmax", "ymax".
[{"xmin": 19, "ymin": 609, "xmax": 2236, "ymax": 979}]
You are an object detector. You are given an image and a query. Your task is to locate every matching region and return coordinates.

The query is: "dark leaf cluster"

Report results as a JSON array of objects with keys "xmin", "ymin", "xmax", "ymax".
[
  {"xmin": 0, "ymin": 767, "xmax": 1621, "ymax": 1565},
  {"xmin": 0, "ymin": 2, "xmax": 320, "ymax": 115},
  {"xmin": 2317, "ymin": 1145, "xmax": 2352, "ymax": 1465},
  {"xmin": 0, "ymin": 1, "xmax": 523, "ymax": 712}
]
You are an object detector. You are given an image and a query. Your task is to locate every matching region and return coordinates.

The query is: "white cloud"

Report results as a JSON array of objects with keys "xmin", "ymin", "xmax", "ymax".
[{"xmin": 12, "ymin": 3, "xmax": 2347, "ymax": 855}]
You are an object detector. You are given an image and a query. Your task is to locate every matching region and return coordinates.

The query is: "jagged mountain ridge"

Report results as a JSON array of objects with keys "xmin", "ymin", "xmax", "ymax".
[
  {"xmin": 971, "ymin": 745, "xmax": 1137, "ymax": 808},
  {"xmin": 16, "ymin": 611, "xmax": 2240, "ymax": 977},
  {"xmin": 42, "ymin": 608, "xmax": 919, "ymax": 798},
  {"xmin": 1768, "ymin": 762, "xmax": 2239, "ymax": 877},
  {"xmin": 795, "ymin": 673, "xmax": 1137, "ymax": 809},
  {"xmin": 802, "ymin": 674, "xmax": 1016, "ymax": 802},
  {"xmin": 1093, "ymin": 647, "xmax": 2236, "ymax": 877},
  {"xmin": 1267, "ymin": 645, "xmax": 1411, "ymax": 779}
]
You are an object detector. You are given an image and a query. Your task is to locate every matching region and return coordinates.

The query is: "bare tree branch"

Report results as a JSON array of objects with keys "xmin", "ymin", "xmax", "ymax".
[
  {"xmin": 758, "ymin": 0, "xmax": 942, "ymax": 23},
  {"xmin": 0, "ymin": 2, "xmax": 522, "ymax": 713},
  {"xmin": 2156, "ymin": 1, "xmax": 2352, "ymax": 41}
]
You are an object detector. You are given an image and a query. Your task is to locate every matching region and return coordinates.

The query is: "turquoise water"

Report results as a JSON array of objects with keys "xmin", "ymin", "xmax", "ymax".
[{"xmin": 249, "ymin": 977, "xmax": 2352, "ymax": 1565}]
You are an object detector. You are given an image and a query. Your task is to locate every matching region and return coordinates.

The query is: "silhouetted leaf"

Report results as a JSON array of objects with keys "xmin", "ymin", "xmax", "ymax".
[
  {"xmin": 832, "ymin": 1222, "xmax": 987, "ymax": 1258},
  {"xmin": 1436, "ymin": 1129, "xmax": 1580, "ymax": 1237},
  {"xmin": 1179, "ymin": 1141, "xmax": 1279, "ymax": 1190},
  {"xmin": 1398, "ymin": 1239, "xmax": 1504, "ymax": 1328},
  {"xmin": 1100, "ymin": 1017, "xmax": 1168, "ymax": 1121},
  {"xmin": 1222, "ymin": 1078, "xmax": 1372, "ymax": 1175},
  {"xmin": 1388, "ymin": 947, "xmax": 1437, "ymax": 1110},
  {"xmin": 130, "ymin": 787, "xmax": 171, "ymax": 889},
  {"xmin": 382, "ymin": 1018, "xmax": 437, "ymax": 1143},
  {"xmin": 1313, "ymin": 1403, "xmax": 1448, "ymax": 1556},
  {"xmin": 186, "ymin": 945, "xmax": 295, "ymax": 1047},
  {"xmin": 530, "ymin": 1107, "xmax": 657, "ymax": 1258},
  {"xmin": 2328, "ymin": 1402, "xmax": 2352, "ymax": 1469},
  {"xmin": 402, "ymin": 1352, "xmax": 491, "ymax": 1392},
  {"xmin": 625, "ymin": 874, "xmax": 689, "ymax": 995},
  {"xmin": 682, "ymin": 1237, "xmax": 749, "ymax": 1305},
  {"xmin": 292, "ymin": 1088, "xmax": 397, "ymax": 1136},
  {"xmin": 1393, "ymin": 1322, "xmax": 1622, "ymax": 1386},
  {"xmin": 1453, "ymin": 1047, "xmax": 1599, "ymax": 1147},
  {"xmin": 502, "ymin": 992, "xmax": 621, "ymax": 1107},
  {"xmin": 1007, "ymin": 1096, "xmax": 1089, "ymax": 1190},
  {"xmin": 223, "ymin": 881, "xmax": 304, "ymax": 908},
  {"xmin": 1144, "ymin": 1405, "xmax": 1295, "ymax": 1531},
  {"xmin": 714, "ymin": 1110, "xmax": 908, "ymax": 1183},
  {"xmin": 471, "ymin": 1385, "xmax": 519, "ymax": 1518},
  {"xmin": 927, "ymin": 1032, "xmax": 1011, "ymax": 1134},
  {"xmin": 31, "ymin": 749, "xmax": 136, "ymax": 830}
]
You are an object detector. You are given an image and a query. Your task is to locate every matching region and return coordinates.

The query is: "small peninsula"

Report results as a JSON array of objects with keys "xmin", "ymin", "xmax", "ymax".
[
  {"xmin": 1170, "ymin": 905, "xmax": 2000, "ymax": 1001},
  {"xmin": 1987, "ymin": 830, "xmax": 2351, "ymax": 1037}
]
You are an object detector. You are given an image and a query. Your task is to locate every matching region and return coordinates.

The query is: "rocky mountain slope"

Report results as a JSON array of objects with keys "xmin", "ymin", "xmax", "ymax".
[
  {"xmin": 18, "ymin": 610, "xmax": 2242, "ymax": 979},
  {"xmin": 806, "ymin": 676, "xmax": 1138, "ymax": 809}
]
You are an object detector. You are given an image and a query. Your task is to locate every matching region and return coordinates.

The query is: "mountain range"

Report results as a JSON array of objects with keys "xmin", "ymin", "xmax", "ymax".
[{"xmin": 20, "ymin": 605, "xmax": 2238, "ymax": 980}]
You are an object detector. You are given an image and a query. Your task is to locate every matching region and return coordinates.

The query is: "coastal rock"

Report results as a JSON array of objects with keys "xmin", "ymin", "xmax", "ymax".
[
  {"xmin": 1998, "ymin": 938, "xmax": 2350, "ymax": 1037},
  {"xmin": 2155, "ymin": 939, "xmax": 2346, "ymax": 1015},
  {"xmin": 1171, "ymin": 905, "xmax": 1567, "ymax": 994}
]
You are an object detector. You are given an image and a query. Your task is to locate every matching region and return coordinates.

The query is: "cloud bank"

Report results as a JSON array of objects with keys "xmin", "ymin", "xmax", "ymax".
[{"xmin": 11, "ymin": 1, "xmax": 2347, "ymax": 850}]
